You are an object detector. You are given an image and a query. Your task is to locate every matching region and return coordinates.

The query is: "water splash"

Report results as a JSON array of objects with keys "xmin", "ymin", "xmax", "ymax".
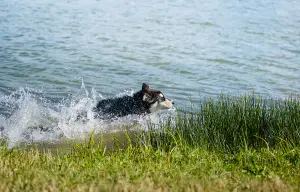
[{"xmin": 0, "ymin": 83, "xmax": 176, "ymax": 148}]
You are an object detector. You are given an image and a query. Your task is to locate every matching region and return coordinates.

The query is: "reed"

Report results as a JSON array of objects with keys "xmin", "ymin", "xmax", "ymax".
[{"xmin": 143, "ymin": 94, "xmax": 300, "ymax": 152}]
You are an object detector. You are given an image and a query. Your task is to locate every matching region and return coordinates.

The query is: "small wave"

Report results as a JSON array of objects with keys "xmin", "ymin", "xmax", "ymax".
[{"xmin": 0, "ymin": 82, "xmax": 176, "ymax": 148}]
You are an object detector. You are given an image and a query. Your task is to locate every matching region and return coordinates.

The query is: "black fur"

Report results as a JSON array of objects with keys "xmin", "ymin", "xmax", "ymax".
[
  {"xmin": 93, "ymin": 90, "xmax": 150, "ymax": 118},
  {"xmin": 93, "ymin": 83, "xmax": 171, "ymax": 118}
]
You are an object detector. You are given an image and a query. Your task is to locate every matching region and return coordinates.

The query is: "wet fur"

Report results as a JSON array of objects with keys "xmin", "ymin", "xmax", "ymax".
[
  {"xmin": 93, "ymin": 83, "xmax": 173, "ymax": 118},
  {"xmin": 94, "ymin": 92, "xmax": 150, "ymax": 118}
]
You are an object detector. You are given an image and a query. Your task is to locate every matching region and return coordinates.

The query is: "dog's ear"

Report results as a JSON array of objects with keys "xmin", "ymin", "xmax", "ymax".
[{"xmin": 142, "ymin": 83, "xmax": 149, "ymax": 91}]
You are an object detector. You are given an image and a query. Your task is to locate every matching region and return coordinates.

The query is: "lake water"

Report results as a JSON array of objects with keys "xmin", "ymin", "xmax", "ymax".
[{"xmin": 0, "ymin": 0, "xmax": 299, "ymax": 146}]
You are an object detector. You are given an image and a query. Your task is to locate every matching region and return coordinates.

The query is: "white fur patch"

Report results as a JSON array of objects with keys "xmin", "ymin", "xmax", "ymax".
[
  {"xmin": 149, "ymin": 101, "xmax": 159, "ymax": 113},
  {"xmin": 149, "ymin": 100, "xmax": 173, "ymax": 113},
  {"xmin": 142, "ymin": 94, "xmax": 148, "ymax": 101}
]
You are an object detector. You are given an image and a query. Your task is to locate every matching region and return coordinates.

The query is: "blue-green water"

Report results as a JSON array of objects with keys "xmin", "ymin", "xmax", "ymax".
[{"xmin": 0, "ymin": 0, "xmax": 299, "ymax": 146}]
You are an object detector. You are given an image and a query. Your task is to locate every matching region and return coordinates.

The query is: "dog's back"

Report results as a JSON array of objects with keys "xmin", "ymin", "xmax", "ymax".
[{"xmin": 94, "ymin": 95, "xmax": 146, "ymax": 118}]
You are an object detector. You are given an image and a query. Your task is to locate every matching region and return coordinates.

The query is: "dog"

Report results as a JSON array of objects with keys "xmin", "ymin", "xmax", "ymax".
[{"xmin": 93, "ymin": 83, "xmax": 174, "ymax": 118}]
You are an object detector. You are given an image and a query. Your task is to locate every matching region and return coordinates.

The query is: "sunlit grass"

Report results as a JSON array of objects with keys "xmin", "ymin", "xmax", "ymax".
[{"xmin": 1, "ymin": 143, "xmax": 299, "ymax": 191}]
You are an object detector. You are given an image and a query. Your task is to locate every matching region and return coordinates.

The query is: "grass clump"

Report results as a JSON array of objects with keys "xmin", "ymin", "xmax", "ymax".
[
  {"xmin": 0, "ymin": 94, "xmax": 299, "ymax": 191},
  {"xmin": 146, "ymin": 94, "xmax": 300, "ymax": 152}
]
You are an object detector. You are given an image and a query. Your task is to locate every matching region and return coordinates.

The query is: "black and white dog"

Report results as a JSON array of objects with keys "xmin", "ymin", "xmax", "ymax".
[{"xmin": 93, "ymin": 83, "xmax": 174, "ymax": 118}]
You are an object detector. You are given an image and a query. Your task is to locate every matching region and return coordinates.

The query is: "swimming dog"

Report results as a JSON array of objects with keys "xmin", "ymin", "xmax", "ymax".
[{"xmin": 93, "ymin": 83, "xmax": 174, "ymax": 118}]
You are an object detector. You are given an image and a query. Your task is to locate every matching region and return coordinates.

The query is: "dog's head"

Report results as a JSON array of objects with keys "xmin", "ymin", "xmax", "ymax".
[{"xmin": 140, "ymin": 83, "xmax": 174, "ymax": 113}]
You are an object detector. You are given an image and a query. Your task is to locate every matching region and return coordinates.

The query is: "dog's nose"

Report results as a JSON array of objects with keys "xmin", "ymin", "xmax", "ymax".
[{"xmin": 172, "ymin": 100, "xmax": 175, "ymax": 104}]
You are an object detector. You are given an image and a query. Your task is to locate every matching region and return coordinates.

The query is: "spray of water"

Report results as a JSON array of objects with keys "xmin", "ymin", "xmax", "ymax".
[{"xmin": 0, "ymin": 82, "xmax": 176, "ymax": 148}]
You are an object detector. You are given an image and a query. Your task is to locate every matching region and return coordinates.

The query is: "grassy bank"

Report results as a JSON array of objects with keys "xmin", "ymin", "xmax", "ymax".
[
  {"xmin": 1, "ymin": 145, "xmax": 299, "ymax": 191},
  {"xmin": 0, "ymin": 94, "xmax": 299, "ymax": 191}
]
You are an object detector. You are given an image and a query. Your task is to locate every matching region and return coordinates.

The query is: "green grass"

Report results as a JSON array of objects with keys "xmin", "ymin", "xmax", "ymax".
[
  {"xmin": 0, "ymin": 144, "xmax": 299, "ymax": 191},
  {"xmin": 146, "ymin": 94, "xmax": 300, "ymax": 152},
  {"xmin": 0, "ymin": 94, "xmax": 299, "ymax": 191}
]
